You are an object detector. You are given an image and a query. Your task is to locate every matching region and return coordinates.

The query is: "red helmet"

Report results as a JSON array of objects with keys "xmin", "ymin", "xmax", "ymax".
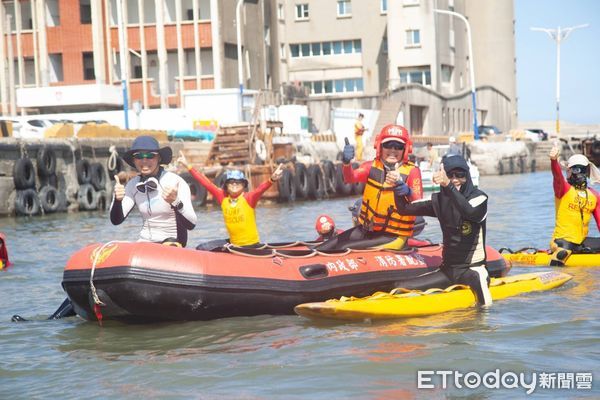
[
  {"xmin": 374, "ymin": 124, "xmax": 413, "ymax": 161},
  {"xmin": 315, "ymin": 215, "xmax": 335, "ymax": 235}
]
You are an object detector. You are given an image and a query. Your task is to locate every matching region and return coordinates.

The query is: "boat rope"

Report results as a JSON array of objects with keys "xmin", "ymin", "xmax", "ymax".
[
  {"xmin": 107, "ymin": 145, "xmax": 119, "ymax": 171},
  {"xmin": 89, "ymin": 241, "xmax": 123, "ymax": 306}
]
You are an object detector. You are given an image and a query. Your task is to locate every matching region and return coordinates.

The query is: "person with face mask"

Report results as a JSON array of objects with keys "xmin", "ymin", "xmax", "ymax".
[
  {"xmin": 317, "ymin": 124, "xmax": 423, "ymax": 251},
  {"xmin": 393, "ymin": 154, "xmax": 492, "ymax": 306},
  {"xmin": 549, "ymin": 143, "xmax": 600, "ymax": 265}
]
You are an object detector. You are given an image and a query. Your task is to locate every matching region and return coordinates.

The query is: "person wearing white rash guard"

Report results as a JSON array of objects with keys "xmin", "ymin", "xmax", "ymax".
[{"xmin": 110, "ymin": 136, "xmax": 197, "ymax": 247}]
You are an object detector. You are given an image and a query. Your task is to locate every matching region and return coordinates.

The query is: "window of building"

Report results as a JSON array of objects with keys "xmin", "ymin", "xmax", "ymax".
[
  {"xmin": 398, "ymin": 67, "xmax": 431, "ymax": 86},
  {"xmin": 49, "ymin": 54, "xmax": 64, "ymax": 82},
  {"xmin": 277, "ymin": 3, "xmax": 285, "ymax": 20},
  {"xmin": 322, "ymin": 42, "xmax": 331, "ymax": 55},
  {"xmin": 82, "ymin": 52, "xmax": 95, "ymax": 80},
  {"xmin": 343, "ymin": 40, "xmax": 353, "ymax": 53},
  {"xmin": 337, "ymin": 0, "xmax": 352, "ymax": 17},
  {"xmin": 47, "ymin": 0, "xmax": 60, "ymax": 26},
  {"xmin": 280, "ymin": 44, "xmax": 286, "ymax": 59},
  {"xmin": 301, "ymin": 43, "xmax": 310, "ymax": 57},
  {"xmin": 381, "ymin": 0, "xmax": 388, "ymax": 13},
  {"xmin": 441, "ymin": 64, "xmax": 453, "ymax": 84},
  {"xmin": 332, "ymin": 41, "xmax": 343, "ymax": 54},
  {"xmin": 290, "ymin": 44, "xmax": 299, "ymax": 58},
  {"xmin": 405, "ymin": 29, "xmax": 421, "ymax": 47},
  {"xmin": 289, "ymin": 40, "xmax": 361, "ymax": 58},
  {"xmin": 311, "ymin": 43, "xmax": 321, "ymax": 56},
  {"xmin": 295, "ymin": 4, "xmax": 309, "ymax": 20},
  {"xmin": 80, "ymin": 0, "xmax": 91, "ymax": 24},
  {"xmin": 303, "ymin": 78, "xmax": 364, "ymax": 95}
]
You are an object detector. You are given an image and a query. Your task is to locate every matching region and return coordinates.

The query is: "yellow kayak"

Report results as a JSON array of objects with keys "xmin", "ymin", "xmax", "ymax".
[
  {"xmin": 294, "ymin": 271, "xmax": 572, "ymax": 321},
  {"xmin": 501, "ymin": 248, "xmax": 600, "ymax": 267}
]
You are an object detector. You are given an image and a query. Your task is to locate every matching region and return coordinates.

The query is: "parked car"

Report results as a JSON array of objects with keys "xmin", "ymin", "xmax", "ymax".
[
  {"xmin": 477, "ymin": 125, "xmax": 501, "ymax": 138},
  {"xmin": 524, "ymin": 128, "xmax": 548, "ymax": 141}
]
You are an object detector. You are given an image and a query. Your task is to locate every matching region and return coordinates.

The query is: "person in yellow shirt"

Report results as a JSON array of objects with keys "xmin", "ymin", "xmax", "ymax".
[
  {"xmin": 549, "ymin": 143, "xmax": 600, "ymax": 265},
  {"xmin": 178, "ymin": 152, "xmax": 284, "ymax": 250},
  {"xmin": 354, "ymin": 113, "xmax": 367, "ymax": 161}
]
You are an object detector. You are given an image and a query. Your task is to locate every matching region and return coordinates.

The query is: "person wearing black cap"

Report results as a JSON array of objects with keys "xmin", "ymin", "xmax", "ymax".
[
  {"xmin": 110, "ymin": 135, "xmax": 197, "ymax": 247},
  {"xmin": 394, "ymin": 154, "xmax": 492, "ymax": 306}
]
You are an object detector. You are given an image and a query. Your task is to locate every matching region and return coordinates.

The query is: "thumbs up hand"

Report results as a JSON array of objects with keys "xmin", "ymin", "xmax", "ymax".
[
  {"xmin": 342, "ymin": 137, "xmax": 355, "ymax": 164},
  {"xmin": 433, "ymin": 163, "xmax": 450, "ymax": 187},
  {"xmin": 271, "ymin": 163, "xmax": 285, "ymax": 182},
  {"xmin": 549, "ymin": 142, "xmax": 560, "ymax": 160},
  {"xmin": 162, "ymin": 181, "xmax": 179, "ymax": 205},
  {"xmin": 385, "ymin": 163, "xmax": 402, "ymax": 186},
  {"xmin": 114, "ymin": 175, "xmax": 125, "ymax": 201}
]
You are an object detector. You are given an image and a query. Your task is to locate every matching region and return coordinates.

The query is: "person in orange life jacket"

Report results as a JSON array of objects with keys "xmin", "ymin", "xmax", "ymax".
[
  {"xmin": 394, "ymin": 154, "xmax": 492, "ymax": 306},
  {"xmin": 315, "ymin": 215, "xmax": 344, "ymax": 241},
  {"xmin": 177, "ymin": 151, "xmax": 284, "ymax": 250},
  {"xmin": 317, "ymin": 124, "xmax": 423, "ymax": 251},
  {"xmin": 110, "ymin": 136, "xmax": 197, "ymax": 247},
  {"xmin": 549, "ymin": 143, "xmax": 600, "ymax": 265}
]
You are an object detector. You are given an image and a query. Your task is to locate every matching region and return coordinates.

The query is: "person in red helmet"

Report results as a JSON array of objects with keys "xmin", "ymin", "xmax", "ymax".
[
  {"xmin": 317, "ymin": 124, "xmax": 423, "ymax": 251},
  {"xmin": 315, "ymin": 214, "xmax": 343, "ymax": 241}
]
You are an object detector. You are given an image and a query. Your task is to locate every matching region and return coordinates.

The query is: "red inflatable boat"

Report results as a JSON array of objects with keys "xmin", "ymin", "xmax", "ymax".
[{"xmin": 62, "ymin": 241, "xmax": 510, "ymax": 322}]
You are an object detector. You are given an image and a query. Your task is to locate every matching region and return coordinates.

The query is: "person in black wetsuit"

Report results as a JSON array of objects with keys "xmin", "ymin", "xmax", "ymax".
[{"xmin": 394, "ymin": 154, "xmax": 492, "ymax": 306}]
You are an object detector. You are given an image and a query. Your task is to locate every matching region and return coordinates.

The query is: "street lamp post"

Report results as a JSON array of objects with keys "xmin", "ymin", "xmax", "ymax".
[
  {"xmin": 236, "ymin": 0, "xmax": 244, "ymax": 122},
  {"xmin": 116, "ymin": 0, "xmax": 129, "ymax": 129},
  {"xmin": 531, "ymin": 24, "xmax": 588, "ymax": 135},
  {"xmin": 434, "ymin": 9, "xmax": 479, "ymax": 140}
]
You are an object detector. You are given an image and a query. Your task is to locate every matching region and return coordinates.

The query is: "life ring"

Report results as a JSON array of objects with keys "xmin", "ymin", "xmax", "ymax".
[
  {"xmin": 76, "ymin": 159, "xmax": 92, "ymax": 184},
  {"xmin": 90, "ymin": 162, "xmax": 107, "ymax": 191},
  {"xmin": 334, "ymin": 163, "xmax": 353, "ymax": 196},
  {"xmin": 351, "ymin": 162, "xmax": 366, "ymax": 194},
  {"xmin": 278, "ymin": 168, "xmax": 296, "ymax": 202},
  {"xmin": 77, "ymin": 183, "xmax": 98, "ymax": 210},
  {"xmin": 306, "ymin": 164, "xmax": 325, "ymax": 200},
  {"xmin": 36, "ymin": 147, "xmax": 56, "ymax": 177},
  {"xmin": 38, "ymin": 185, "xmax": 60, "ymax": 213},
  {"xmin": 94, "ymin": 190, "xmax": 109, "ymax": 211},
  {"xmin": 13, "ymin": 158, "xmax": 36, "ymax": 190},
  {"xmin": 255, "ymin": 139, "xmax": 267, "ymax": 163},
  {"xmin": 182, "ymin": 173, "xmax": 207, "ymax": 206},
  {"xmin": 294, "ymin": 163, "xmax": 309, "ymax": 199},
  {"xmin": 321, "ymin": 161, "xmax": 336, "ymax": 195},
  {"xmin": 591, "ymin": 140, "xmax": 600, "ymax": 156},
  {"xmin": 15, "ymin": 189, "xmax": 40, "ymax": 216}
]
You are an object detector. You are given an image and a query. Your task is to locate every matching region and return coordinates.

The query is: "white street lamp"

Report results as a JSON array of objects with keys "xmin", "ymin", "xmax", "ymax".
[
  {"xmin": 116, "ymin": 0, "xmax": 129, "ymax": 129},
  {"xmin": 434, "ymin": 9, "xmax": 479, "ymax": 139},
  {"xmin": 531, "ymin": 24, "xmax": 588, "ymax": 135},
  {"xmin": 236, "ymin": 0, "xmax": 244, "ymax": 122}
]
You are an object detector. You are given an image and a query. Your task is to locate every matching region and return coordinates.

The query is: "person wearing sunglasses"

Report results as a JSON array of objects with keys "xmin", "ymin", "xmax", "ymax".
[
  {"xmin": 317, "ymin": 124, "xmax": 423, "ymax": 251},
  {"xmin": 110, "ymin": 136, "xmax": 197, "ymax": 247},
  {"xmin": 177, "ymin": 151, "xmax": 284, "ymax": 250},
  {"xmin": 548, "ymin": 143, "xmax": 600, "ymax": 265},
  {"xmin": 394, "ymin": 154, "xmax": 492, "ymax": 306}
]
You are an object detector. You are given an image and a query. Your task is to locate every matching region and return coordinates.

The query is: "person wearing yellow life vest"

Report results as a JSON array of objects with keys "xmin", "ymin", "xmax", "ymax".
[
  {"xmin": 354, "ymin": 113, "xmax": 367, "ymax": 161},
  {"xmin": 177, "ymin": 152, "xmax": 284, "ymax": 250},
  {"xmin": 317, "ymin": 124, "xmax": 423, "ymax": 251},
  {"xmin": 549, "ymin": 143, "xmax": 600, "ymax": 265}
]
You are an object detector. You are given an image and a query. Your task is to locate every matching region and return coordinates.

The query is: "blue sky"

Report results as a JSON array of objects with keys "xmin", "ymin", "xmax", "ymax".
[{"xmin": 515, "ymin": 0, "xmax": 600, "ymax": 124}]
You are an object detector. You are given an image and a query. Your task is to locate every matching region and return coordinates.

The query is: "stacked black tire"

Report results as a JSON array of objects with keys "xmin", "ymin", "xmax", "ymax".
[{"xmin": 76, "ymin": 159, "xmax": 109, "ymax": 211}]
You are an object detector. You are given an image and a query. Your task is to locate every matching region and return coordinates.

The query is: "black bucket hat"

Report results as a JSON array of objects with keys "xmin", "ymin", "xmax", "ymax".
[{"xmin": 123, "ymin": 136, "xmax": 173, "ymax": 168}]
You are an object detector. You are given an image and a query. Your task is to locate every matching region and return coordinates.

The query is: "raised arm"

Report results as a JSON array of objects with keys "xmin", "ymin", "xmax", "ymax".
[
  {"xmin": 549, "ymin": 144, "xmax": 569, "ymax": 198},
  {"xmin": 342, "ymin": 161, "xmax": 371, "ymax": 183},
  {"xmin": 177, "ymin": 151, "xmax": 225, "ymax": 203}
]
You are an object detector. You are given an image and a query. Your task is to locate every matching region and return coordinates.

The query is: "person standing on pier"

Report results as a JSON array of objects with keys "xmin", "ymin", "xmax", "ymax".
[
  {"xmin": 394, "ymin": 154, "xmax": 492, "ymax": 306},
  {"xmin": 177, "ymin": 152, "xmax": 284, "ymax": 250},
  {"xmin": 110, "ymin": 136, "xmax": 197, "ymax": 247},
  {"xmin": 317, "ymin": 124, "xmax": 422, "ymax": 251},
  {"xmin": 549, "ymin": 144, "xmax": 600, "ymax": 265},
  {"xmin": 354, "ymin": 113, "xmax": 367, "ymax": 161}
]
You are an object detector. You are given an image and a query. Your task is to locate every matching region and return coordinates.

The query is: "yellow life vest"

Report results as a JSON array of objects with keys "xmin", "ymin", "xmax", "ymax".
[
  {"xmin": 222, "ymin": 195, "xmax": 260, "ymax": 246},
  {"xmin": 552, "ymin": 186, "xmax": 597, "ymax": 244},
  {"xmin": 358, "ymin": 159, "xmax": 416, "ymax": 236}
]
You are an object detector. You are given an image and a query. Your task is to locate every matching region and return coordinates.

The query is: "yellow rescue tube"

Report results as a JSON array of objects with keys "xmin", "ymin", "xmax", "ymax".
[
  {"xmin": 502, "ymin": 251, "xmax": 600, "ymax": 267},
  {"xmin": 294, "ymin": 271, "xmax": 572, "ymax": 321}
]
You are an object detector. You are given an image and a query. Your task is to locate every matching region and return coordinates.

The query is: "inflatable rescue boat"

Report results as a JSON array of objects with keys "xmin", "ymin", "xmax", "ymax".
[{"xmin": 62, "ymin": 241, "xmax": 510, "ymax": 322}]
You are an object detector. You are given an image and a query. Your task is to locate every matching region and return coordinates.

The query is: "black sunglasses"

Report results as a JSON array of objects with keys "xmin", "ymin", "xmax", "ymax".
[
  {"xmin": 382, "ymin": 141, "xmax": 405, "ymax": 150},
  {"xmin": 136, "ymin": 177, "xmax": 160, "ymax": 193},
  {"xmin": 133, "ymin": 152, "xmax": 158, "ymax": 160},
  {"xmin": 570, "ymin": 165, "xmax": 588, "ymax": 174},
  {"xmin": 447, "ymin": 170, "xmax": 467, "ymax": 179}
]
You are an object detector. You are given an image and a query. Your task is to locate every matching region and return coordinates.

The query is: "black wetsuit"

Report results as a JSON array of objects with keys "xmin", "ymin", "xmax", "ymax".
[{"xmin": 395, "ymin": 155, "xmax": 492, "ymax": 305}]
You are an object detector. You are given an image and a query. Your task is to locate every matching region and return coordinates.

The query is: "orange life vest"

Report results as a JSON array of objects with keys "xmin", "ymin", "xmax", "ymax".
[
  {"xmin": 222, "ymin": 195, "xmax": 260, "ymax": 246},
  {"xmin": 358, "ymin": 159, "xmax": 416, "ymax": 236},
  {"xmin": 552, "ymin": 186, "xmax": 597, "ymax": 244}
]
